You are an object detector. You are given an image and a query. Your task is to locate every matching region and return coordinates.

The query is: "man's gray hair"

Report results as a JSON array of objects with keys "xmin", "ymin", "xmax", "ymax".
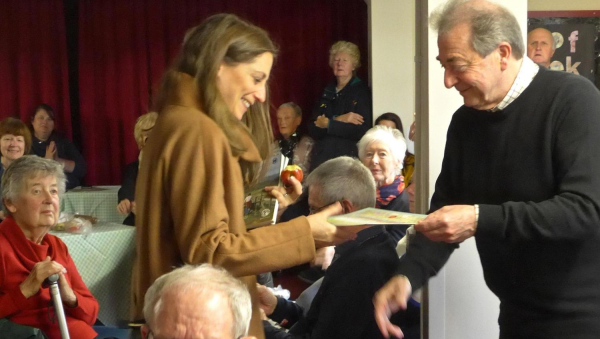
[
  {"xmin": 305, "ymin": 156, "xmax": 376, "ymax": 210},
  {"xmin": 2, "ymin": 156, "xmax": 66, "ymax": 216},
  {"xmin": 279, "ymin": 102, "xmax": 302, "ymax": 117},
  {"xmin": 357, "ymin": 125, "xmax": 407, "ymax": 174},
  {"xmin": 143, "ymin": 264, "xmax": 252, "ymax": 338},
  {"xmin": 430, "ymin": 0, "xmax": 525, "ymax": 59}
]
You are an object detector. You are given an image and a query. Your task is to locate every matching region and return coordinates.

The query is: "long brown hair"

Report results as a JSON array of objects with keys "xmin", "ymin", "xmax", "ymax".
[{"xmin": 154, "ymin": 14, "xmax": 277, "ymax": 187}]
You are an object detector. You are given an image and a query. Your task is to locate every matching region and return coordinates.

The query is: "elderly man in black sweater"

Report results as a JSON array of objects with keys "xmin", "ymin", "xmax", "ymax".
[{"xmin": 373, "ymin": 1, "xmax": 600, "ymax": 339}]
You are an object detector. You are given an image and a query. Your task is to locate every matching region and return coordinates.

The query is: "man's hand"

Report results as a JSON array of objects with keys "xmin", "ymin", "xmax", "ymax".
[
  {"xmin": 315, "ymin": 115, "xmax": 329, "ymax": 128},
  {"xmin": 415, "ymin": 205, "xmax": 477, "ymax": 243},
  {"xmin": 256, "ymin": 284, "xmax": 278, "ymax": 316},
  {"xmin": 334, "ymin": 112, "xmax": 364, "ymax": 125},
  {"xmin": 373, "ymin": 275, "xmax": 412, "ymax": 338}
]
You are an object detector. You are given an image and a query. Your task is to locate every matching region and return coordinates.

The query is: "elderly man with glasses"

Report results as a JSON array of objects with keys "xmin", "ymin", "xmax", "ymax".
[{"xmin": 258, "ymin": 156, "xmax": 419, "ymax": 339}]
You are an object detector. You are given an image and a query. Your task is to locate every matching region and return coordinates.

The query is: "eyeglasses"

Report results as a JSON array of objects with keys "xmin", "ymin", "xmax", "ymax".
[{"xmin": 309, "ymin": 200, "xmax": 345, "ymax": 215}]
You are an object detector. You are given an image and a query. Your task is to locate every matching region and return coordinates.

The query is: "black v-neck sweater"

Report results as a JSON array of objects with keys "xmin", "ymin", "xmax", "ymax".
[{"xmin": 399, "ymin": 67, "xmax": 600, "ymax": 338}]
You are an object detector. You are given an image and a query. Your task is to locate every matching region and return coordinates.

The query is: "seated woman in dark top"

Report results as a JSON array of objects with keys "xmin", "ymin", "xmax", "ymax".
[
  {"xmin": 117, "ymin": 112, "xmax": 158, "ymax": 226},
  {"xmin": 358, "ymin": 125, "xmax": 410, "ymax": 242},
  {"xmin": 30, "ymin": 104, "xmax": 86, "ymax": 189},
  {"xmin": 307, "ymin": 41, "xmax": 372, "ymax": 171}
]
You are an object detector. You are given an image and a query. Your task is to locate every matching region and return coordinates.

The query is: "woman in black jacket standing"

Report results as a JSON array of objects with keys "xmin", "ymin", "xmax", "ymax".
[{"xmin": 308, "ymin": 41, "xmax": 372, "ymax": 171}]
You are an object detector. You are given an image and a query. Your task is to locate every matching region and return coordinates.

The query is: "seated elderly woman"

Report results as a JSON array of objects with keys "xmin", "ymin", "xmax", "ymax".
[
  {"xmin": 0, "ymin": 156, "xmax": 98, "ymax": 339},
  {"xmin": 374, "ymin": 112, "xmax": 415, "ymax": 190},
  {"xmin": 358, "ymin": 125, "xmax": 410, "ymax": 242}
]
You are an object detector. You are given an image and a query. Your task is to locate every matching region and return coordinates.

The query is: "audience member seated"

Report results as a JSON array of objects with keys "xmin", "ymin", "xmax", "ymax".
[
  {"xmin": 527, "ymin": 27, "xmax": 555, "ymax": 68},
  {"xmin": 0, "ymin": 117, "xmax": 32, "ymax": 220},
  {"xmin": 117, "ymin": 112, "xmax": 158, "ymax": 226},
  {"xmin": 358, "ymin": 125, "xmax": 410, "ymax": 242},
  {"xmin": 277, "ymin": 102, "xmax": 314, "ymax": 175},
  {"xmin": 307, "ymin": 41, "xmax": 372, "ymax": 171},
  {"xmin": 375, "ymin": 112, "xmax": 414, "ymax": 185},
  {"xmin": 0, "ymin": 156, "xmax": 98, "ymax": 339},
  {"xmin": 259, "ymin": 156, "xmax": 417, "ymax": 339},
  {"xmin": 30, "ymin": 104, "xmax": 87, "ymax": 189},
  {"xmin": 141, "ymin": 264, "xmax": 256, "ymax": 339}
]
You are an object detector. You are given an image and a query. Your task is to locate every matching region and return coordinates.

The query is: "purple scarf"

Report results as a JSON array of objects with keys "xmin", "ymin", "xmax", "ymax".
[{"xmin": 376, "ymin": 175, "xmax": 405, "ymax": 208}]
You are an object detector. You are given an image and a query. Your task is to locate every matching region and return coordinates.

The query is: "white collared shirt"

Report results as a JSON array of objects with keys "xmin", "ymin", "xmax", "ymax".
[{"xmin": 490, "ymin": 57, "xmax": 539, "ymax": 112}]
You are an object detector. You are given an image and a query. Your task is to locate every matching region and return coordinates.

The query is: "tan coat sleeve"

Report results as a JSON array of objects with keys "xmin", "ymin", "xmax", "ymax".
[{"xmin": 164, "ymin": 115, "xmax": 315, "ymax": 277}]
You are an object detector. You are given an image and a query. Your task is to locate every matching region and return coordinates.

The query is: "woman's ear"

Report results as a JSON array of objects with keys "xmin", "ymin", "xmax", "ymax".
[{"xmin": 3, "ymin": 199, "xmax": 17, "ymax": 214}]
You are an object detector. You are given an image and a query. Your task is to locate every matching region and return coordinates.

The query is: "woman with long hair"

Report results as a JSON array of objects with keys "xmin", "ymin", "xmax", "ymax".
[{"xmin": 132, "ymin": 14, "xmax": 355, "ymax": 338}]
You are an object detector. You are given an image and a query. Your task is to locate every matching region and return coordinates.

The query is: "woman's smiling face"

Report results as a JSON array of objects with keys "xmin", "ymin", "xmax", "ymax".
[{"xmin": 216, "ymin": 52, "xmax": 274, "ymax": 120}]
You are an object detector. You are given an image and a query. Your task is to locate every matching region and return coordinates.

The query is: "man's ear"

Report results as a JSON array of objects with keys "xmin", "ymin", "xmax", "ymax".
[
  {"xmin": 340, "ymin": 199, "xmax": 355, "ymax": 213},
  {"xmin": 141, "ymin": 325, "xmax": 149, "ymax": 339},
  {"xmin": 497, "ymin": 42, "xmax": 512, "ymax": 71}
]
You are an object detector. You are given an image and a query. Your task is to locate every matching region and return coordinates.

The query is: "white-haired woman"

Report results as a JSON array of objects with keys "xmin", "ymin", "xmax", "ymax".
[
  {"xmin": 0, "ymin": 156, "xmax": 98, "ymax": 338},
  {"xmin": 308, "ymin": 40, "xmax": 372, "ymax": 171},
  {"xmin": 358, "ymin": 125, "xmax": 410, "ymax": 242}
]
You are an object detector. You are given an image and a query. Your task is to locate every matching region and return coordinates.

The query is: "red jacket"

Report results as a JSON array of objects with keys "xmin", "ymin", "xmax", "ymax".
[{"xmin": 0, "ymin": 217, "xmax": 98, "ymax": 339}]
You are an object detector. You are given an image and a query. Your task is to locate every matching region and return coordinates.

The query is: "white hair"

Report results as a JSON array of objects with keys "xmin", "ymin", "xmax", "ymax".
[
  {"xmin": 143, "ymin": 264, "xmax": 252, "ymax": 338},
  {"xmin": 2, "ymin": 156, "xmax": 66, "ymax": 216},
  {"xmin": 357, "ymin": 125, "xmax": 407, "ymax": 174},
  {"xmin": 305, "ymin": 156, "xmax": 376, "ymax": 210}
]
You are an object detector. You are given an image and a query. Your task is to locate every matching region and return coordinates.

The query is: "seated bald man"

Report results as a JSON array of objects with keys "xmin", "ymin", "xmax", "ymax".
[
  {"xmin": 142, "ymin": 264, "xmax": 256, "ymax": 339},
  {"xmin": 527, "ymin": 27, "xmax": 555, "ymax": 68}
]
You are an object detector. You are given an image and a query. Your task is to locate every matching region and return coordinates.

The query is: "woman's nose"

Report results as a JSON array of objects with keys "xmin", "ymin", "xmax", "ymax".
[{"xmin": 255, "ymin": 86, "xmax": 267, "ymax": 103}]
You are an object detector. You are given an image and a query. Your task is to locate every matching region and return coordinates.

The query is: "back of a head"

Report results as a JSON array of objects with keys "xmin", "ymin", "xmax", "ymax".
[
  {"xmin": 306, "ymin": 156, "xmax": 376, "ymax": 210},
  {"xmin": 429, "ymin": 0, "xmax": 524, "ymax": 60},
  {"xmin": 144, "ymin": 264, "xmax": 252, "ymax": 339},
  {"xmin": 134, "ymin": 112, "xmax": 159, "ymax": 148}
]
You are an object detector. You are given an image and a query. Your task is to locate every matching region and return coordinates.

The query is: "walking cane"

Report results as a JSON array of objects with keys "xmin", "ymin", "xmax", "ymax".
[{"xmin": 47, "ymin": 274, "xmax": 71, "ymax": 339}]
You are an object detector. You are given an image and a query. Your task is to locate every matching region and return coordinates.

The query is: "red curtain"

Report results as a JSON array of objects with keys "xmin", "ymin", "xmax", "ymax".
[
  {"xmin": 0, "ymin": 0, "xmax": 72, "ymax": 137},
  {"xmin": 76, "ymin": 0, "xmax": 369, "ymax": 185}
]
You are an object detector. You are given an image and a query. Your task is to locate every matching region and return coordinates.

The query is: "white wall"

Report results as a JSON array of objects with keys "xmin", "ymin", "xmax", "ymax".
[
  {"xmin": 368, "ymin": 0, "xmax": 415, "ymax": 137},
  {"xmin": 528, "ymin": 0, "xmax": 600, "ymax": 10},
  {"xmin": 423, "ymin": 1, "xmax": 527, "ymax": 338}
]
